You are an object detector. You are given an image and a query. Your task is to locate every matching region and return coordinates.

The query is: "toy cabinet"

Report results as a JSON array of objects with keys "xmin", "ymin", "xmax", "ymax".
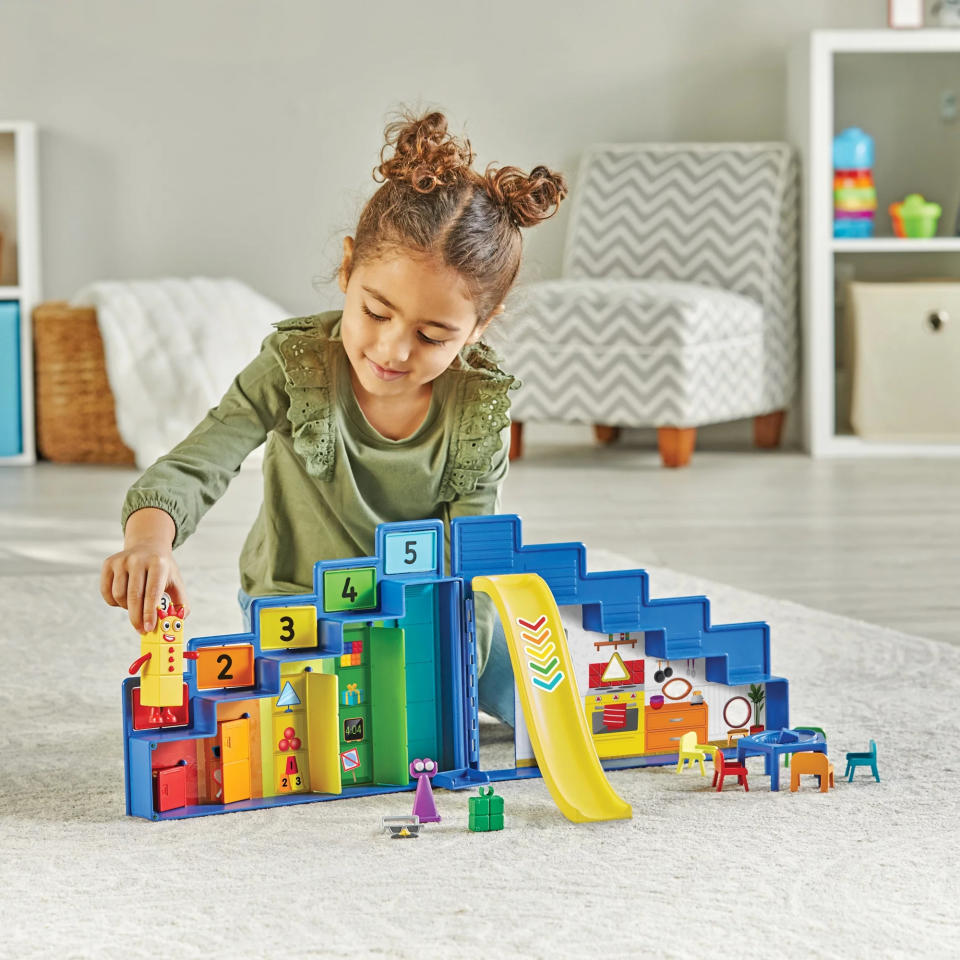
[
  {"xmin": 0, "ymin": 122, "xmax": 40, "ymax": 464},
  {"xmin": 644, "ymin": 702, "xmax": 709, "ymax": 753},
  {"xmin": 788, "ymin": 31, "xmax": 960, "ymax": 457}
]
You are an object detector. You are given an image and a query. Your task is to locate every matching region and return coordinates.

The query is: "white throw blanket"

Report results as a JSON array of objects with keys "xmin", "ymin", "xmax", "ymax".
[{"xmin": 72, "ymin": 278, "xmax": 290, "ymax": 469}]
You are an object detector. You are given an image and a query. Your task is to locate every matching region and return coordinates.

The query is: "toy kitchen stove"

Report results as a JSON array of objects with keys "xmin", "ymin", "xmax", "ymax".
[{"xmin": 586, "ymin": 637, "xmax": 645, "ymax": 760}]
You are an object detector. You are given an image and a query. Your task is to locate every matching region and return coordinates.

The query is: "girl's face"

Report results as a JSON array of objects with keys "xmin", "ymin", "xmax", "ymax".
[{"xmin": 338, "ymin": 240, "xmax": 493, "ymax": 403}]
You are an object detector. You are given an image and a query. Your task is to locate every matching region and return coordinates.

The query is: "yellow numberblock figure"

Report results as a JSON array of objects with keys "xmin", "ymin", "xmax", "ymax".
[{"xmin": 128, "ymin": 593, "xmax": 198, "ymax": 723}]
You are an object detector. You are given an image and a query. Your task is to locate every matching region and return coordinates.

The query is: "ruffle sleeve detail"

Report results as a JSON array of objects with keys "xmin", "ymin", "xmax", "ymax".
[
  {"xmin": 440, "ymin": 341, "xmax": 521, "ymax": 499},
  {"xmin": 275, "ymin": 313, "xmax": 342, "ymax": 480}
]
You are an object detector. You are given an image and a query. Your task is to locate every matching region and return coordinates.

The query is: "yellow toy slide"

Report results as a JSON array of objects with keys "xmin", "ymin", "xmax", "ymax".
[{"xmin": 473, "ymin": 573, "xmax": 632, "ymax": 823}]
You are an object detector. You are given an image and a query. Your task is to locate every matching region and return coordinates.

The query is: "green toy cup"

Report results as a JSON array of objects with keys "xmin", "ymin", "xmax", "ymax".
[{"xmin": 890, "ymin": 193, "xmax": 942, "ymax": 239}]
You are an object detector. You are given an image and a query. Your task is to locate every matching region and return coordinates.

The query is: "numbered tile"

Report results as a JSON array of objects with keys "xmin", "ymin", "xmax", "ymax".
[
  {"xmin": 259, "ymin": 605, "xmax": 318, "ymax": 651},
  {"xmin": 196, "ymin": 644, "xmax": 255, "ymax": 690},
  {"xmin": 384, "ymin": 530, "xmax": 437, "ymax": 574},
  {"xmin": 323, "ymin": 568, "xmax": 377, "ymax": 613}
]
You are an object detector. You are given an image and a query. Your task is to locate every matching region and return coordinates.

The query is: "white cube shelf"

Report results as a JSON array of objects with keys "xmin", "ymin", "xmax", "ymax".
[{"xmin": 788, "ymin": 30, "xmax": 960, "ymax": 458}]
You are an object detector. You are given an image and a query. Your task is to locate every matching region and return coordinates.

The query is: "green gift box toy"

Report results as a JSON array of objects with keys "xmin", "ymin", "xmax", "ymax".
[{"xmin": 468, "ymin": 785, "xmax": 504, "ymax": 832}]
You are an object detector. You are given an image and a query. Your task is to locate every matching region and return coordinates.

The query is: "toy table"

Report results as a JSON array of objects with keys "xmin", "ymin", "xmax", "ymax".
[{"xmin": 735, "ymin": 729, "xmax": 827, "ymax": 791}]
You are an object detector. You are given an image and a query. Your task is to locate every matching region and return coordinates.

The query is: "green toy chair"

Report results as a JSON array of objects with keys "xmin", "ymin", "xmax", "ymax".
[
  {"xmin": 844, "ymin": 740, "xmax": 880, "ymax": 782},
  {"xmin": 784, "ymin": 726, "xmax": 826, "ymax": 768}
]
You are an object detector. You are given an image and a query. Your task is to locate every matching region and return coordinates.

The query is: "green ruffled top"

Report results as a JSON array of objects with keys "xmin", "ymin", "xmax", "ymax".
[{"xmin": 121, "ymin": 311, "xmax": 519, "ymax": 671}]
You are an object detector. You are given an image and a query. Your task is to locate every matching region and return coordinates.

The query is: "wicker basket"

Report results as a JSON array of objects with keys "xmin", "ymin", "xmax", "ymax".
[{"xmin": 32, "ymin": 301, "xmax": 135, "ymax": 464}]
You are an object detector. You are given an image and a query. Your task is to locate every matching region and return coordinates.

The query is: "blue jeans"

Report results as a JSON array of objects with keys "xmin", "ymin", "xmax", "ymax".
[
  {"xmin": 478, "ymin": 617, "xmax": 515, "ymax": 727},
  {"xmin": 237, "ymin": 588, "xmax": 515, "ymax": 727},
  {"xmin": 238, "ymin": 588, "xmax": 255, "ymax": 631}
]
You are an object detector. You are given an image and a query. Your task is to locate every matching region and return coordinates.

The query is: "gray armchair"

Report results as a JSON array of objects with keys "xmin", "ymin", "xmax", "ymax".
[{"xmin": 497, "ymin": 142, "xmax": 799, "ymax": 467}]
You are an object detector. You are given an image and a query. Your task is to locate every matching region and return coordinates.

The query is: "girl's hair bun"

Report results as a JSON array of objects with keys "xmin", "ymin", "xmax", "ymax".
[
  {"xmin": 483, "ymin": 164, "xmax": 568, "ymax": 228},
  {"xmin": 376, "ymin": 111, "xmax": 474, "ymax": 193},
  {"xmin": 355, "ymin": 108, "xmax": 569, "ymax": 320}
]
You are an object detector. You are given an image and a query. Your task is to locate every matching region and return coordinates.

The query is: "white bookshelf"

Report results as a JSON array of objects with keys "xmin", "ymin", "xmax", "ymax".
[
  {"xmin": 788, "ymin": 30, "xmax": 960, "ymax": 458},
  {"xmin": 0, "ymin": 122, "xmax": 40, "ymax": 465}
]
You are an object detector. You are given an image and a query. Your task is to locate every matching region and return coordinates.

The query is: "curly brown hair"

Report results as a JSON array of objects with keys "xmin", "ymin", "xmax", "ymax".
[{"xmin": 348, "ymin": 110, "xmax": 568, "ymax": 322}]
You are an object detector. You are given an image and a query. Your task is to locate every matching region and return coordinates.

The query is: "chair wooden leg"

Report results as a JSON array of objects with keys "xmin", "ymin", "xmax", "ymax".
[
  {"xmin": 509, "ymin": 421, "xmax": 523, "ymax": 461},
  {"xmin": 754, "ymin": 410, "xmax": 786, "ymax": 449},
  {"xmin": 657, "ymin": 427, "xmax": 696, "ymax": 468},
  {"xmin": 593, "ymin": 424, "xmax": 621, "ymax": 446}
]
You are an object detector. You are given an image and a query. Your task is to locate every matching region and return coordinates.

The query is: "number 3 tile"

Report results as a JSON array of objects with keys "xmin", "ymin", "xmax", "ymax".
[{"xmin": 259, "ymin": 605, "xmax": 319, "ymax": 650}]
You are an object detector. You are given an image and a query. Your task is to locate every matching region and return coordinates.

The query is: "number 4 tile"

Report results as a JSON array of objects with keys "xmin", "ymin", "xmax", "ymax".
[{"xmin": 323, "ymin": 568, "xmax": 377, "ymax": 613}]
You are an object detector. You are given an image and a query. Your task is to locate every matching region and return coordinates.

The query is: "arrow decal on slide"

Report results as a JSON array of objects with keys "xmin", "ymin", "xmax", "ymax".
[
  {"xmin": 517, "ymin": 613, "xmax": 565, "ymax": 693},
  {"xmin": 532, "ymin": 673, "xmax": 563, "ymax": 692}
]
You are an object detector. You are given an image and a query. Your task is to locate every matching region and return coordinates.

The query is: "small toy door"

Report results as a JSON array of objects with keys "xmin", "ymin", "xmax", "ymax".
[
  {"xmin": 219, "ymin": 717, "xmax": 252, "ymax": 804},
  {"xmin": 369, "ymin": 627, "xmax": 408, "ymax": 786}
]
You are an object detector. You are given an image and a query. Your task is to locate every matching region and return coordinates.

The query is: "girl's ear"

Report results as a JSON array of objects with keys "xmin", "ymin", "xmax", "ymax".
[
  {"xmin": 338, "ymin": 236, "xmax": 355, "ymax": 293},
  {"xmin": 467, "ymin": 303, "xmax": 505, "ymax": 344}
]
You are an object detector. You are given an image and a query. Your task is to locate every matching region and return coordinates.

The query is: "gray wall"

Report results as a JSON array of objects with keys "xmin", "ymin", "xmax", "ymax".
[{"xmin": 0, "ymin": 0, "xmax": 886, "ymax": 314}]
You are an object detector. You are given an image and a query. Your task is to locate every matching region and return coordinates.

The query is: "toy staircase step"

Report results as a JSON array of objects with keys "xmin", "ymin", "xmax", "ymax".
[
  {"xmin": 597, "ymin": 598, "xmax": 648, "ymax": 631},
  {"xmin": 659, "ymin": 638, "xmax": 703, "ymax": 658},
  {"xmin": 530, "ymin": 563, "xmax": 578, "ymax": 604},
  {"xmin": 643, "ymin": 632, "xmax": 702, "ymax": 659},
  {"xmin": 726, "ymin": 668, "xmax": 771, "ymax": 686}
]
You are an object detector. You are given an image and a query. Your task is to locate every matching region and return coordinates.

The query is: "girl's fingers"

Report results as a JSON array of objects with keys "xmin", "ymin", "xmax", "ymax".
[
  {"xmin": 167, "ymin": 573, "xmax": 190, "ymax": 620},
  {"xmin": 126, "ymin": 568, "xmax": 148, "ymax": 632},
  {"xmin": 101, "ymin": 563, "xmax": 120, "ymax": 607},
  {"xmin": 143, "ymin": 565, "xmax": 166, "ymax": 633},
  {"xmin": 112, "ymin": 569, "xmax": 129, "ymax": 610}
]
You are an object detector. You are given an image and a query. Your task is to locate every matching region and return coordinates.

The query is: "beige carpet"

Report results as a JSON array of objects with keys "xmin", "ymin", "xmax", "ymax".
[{"xmin": 1, "ymin": 554, "xmax": 956, "ymax": 959}]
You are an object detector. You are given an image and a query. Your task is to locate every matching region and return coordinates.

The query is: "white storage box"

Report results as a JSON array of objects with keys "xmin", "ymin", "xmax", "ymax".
[{"xmin": 848, "ymin": 281, "xmax": 960, "ymax": 441}]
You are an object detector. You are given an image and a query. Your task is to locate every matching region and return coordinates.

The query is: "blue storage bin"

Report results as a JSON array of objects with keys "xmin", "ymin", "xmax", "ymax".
[{"xmin": 0, "ymin": 302, "xmax": 22, "ymax": 456}]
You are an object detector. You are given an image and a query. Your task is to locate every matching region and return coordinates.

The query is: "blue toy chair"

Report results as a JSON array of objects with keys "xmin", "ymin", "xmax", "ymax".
[{"xmin": 844, "ymin": 740, "xmax": 879, "ymax": 782}]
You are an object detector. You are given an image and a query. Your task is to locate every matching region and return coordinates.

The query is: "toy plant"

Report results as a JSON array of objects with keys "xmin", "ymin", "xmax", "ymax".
[
  {"xmin": 127, "ymin": 593, "xmax": 197, "ymax": 724},
  {"xmin": 747, "ymin": 684, "xmax": 766, "ymax": 732}
]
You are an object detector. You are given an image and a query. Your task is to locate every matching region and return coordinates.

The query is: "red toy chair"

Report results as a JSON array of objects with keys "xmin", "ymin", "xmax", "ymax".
[{"xmin": 712, "ymin": 749, "xmax": 749, "ymax": 792}]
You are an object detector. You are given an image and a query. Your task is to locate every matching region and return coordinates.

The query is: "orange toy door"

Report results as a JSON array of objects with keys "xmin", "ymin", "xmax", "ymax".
[{"xmin": 219, "ymin": 718, "xmax": 252, "ymax": 804}]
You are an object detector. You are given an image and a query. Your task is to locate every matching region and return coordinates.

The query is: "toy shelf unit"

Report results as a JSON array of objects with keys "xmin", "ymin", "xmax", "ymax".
[
  {"xmin": 0, "ymin": 122, "xmax": 40, "ymax": 465},
  {"xmin": 788, "ymin": 30, "xmax": 960, "ymax": 457},
  {"xmin": 122, "ymin": 515, "xmax": 791, "ymax": 824}
]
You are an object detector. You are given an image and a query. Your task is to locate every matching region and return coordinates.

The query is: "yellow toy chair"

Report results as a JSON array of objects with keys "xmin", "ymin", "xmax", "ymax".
[
  {"xmin": 726, "ymin": 728, "xmax": 750, "ymax": 747},
  {"xmin": 675, "ymin": 731, "xmax": 712, "ymax": 775}
]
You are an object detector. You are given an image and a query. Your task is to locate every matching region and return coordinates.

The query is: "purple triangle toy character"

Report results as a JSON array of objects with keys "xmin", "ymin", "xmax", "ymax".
[{"xmin": 410, "ymin": 758, "xmax": 440, "ymax": 824}]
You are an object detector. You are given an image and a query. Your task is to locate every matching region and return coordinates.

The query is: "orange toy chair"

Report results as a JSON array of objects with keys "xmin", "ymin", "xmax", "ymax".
[
  {"xmin": 712, "ymin": 749, "xmax": 749, "ymax": 792},
  {"xmin": 789, "ymin": 752, "xmax": 835, "ymax": 793}
]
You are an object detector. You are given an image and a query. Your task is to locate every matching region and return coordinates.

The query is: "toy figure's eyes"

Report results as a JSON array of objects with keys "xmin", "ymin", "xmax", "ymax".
[
  {"xmin": 412, "ymin": 759, "xmax": 425, "ymax": 773},
  {"xmin": 162, "ymin": 620, "xmax": 171, "ymax": 631},
  {"xmin": 423, "ymin": 759, "xmax": 436, "ymax": 772},
  {"xmin": 174, "ymin": 621, "xmax": 182, "ymax": 631}
]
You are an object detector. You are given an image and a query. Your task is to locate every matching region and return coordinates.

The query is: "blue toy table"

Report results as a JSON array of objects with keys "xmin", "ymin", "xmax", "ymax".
[{"xmin": 736, "ymin": 729, "xmax": 827, "ymax": 791}]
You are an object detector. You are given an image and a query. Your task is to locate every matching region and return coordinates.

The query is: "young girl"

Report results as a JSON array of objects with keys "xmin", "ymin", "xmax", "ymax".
[{"xmin": 100, "ymin": 110, "xmax": 567, "ymax": 727}]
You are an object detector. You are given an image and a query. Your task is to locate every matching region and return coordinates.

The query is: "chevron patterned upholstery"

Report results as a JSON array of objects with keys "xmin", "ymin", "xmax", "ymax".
[{"xmin": 495, "ymin": 142, "xmax": 798, "ymax": 435}]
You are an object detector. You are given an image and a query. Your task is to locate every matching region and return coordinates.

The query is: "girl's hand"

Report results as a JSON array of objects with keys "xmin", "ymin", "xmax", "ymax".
[
  {"xmin": 100, "ymin": 507, "xmax": 189, "ymax": 633},
  {"xmin": 101, "ymin": 546, "xmax": 190, "ymax": 633}
]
